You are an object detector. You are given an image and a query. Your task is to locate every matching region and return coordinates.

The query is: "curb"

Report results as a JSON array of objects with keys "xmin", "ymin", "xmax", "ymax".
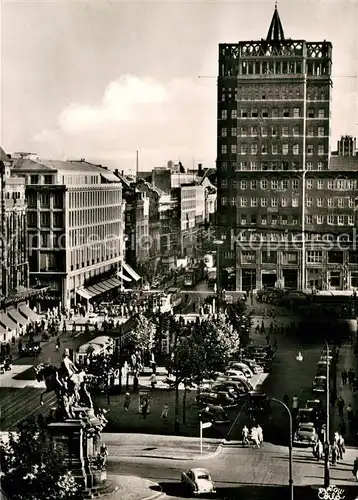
[
  {"xmin": 108, "ymin": 440, "xmax": 223, "ymax": 462},
  {"xmin": 141, "ymin": 481, "xmax": 164, "ymax": 500}
]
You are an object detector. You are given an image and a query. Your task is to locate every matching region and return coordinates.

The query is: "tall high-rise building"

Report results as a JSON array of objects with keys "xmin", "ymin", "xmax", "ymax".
[{"xmin": 216, "ymin": 6, "xmax": 337, "ymax": 291}]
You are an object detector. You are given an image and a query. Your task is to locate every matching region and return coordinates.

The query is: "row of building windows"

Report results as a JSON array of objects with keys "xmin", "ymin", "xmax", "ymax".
[
  {"xmin": 27, "ymin": 192, "xmax": 64, "ymax": 209},
  {"xmin": 238, "ymin": 250, "xmax": 356, "ymax": 266},
  {"xmin": 220, "ymin": 161, "xmax": 326, "ymax": 171},
  {"xmin": 220, "ymin": 144, "xmax": 327, "ymax": 156},
  {"xmin": 220, "ymin": 125, "xmax": 326, "ymax": 138},
  {"xmin": 181, "ymin": 199, "xmax": 197, "ymax": 210},
  {"xmin": 220, "ymin": 179, "xmax": 357, "ymax": 191},
  {"xmin": 70, "ymin": 207, "xmax": 122, "ymax": 228},
  {"xmin": 220, "ymin": 194, "xmax": 357, "ymax": 209},
  {"xmin": 28, "ymin": 212, "xmax": 63, "ymax": 228},
  {"xmin": 220, "ymin": 87, "xmax": 327, "ymax": 102},
  {"xmin": 220, "ymin": 108, "xmax": 326, "ymax": 120},
  {"xmin": 70, "ymin": 243, "xmax": 119, "ymax": 271},
  {"xmin": 235, "ymin": 213, "xmax": 355, "ymax": 226},
  {"xmin": 181, "ymin": 189, "xmax": 198, "ymax": 199},
  {"xmin": 69, "ymin": 223, "xmax": 121, "ymax": 248},
  {"xmin": 68, "ymin": 189, "xmax": 121, "ymax": 209}
]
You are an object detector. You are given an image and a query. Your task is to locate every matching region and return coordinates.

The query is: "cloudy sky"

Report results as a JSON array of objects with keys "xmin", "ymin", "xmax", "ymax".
[{"xmin": 1, "ymin": 0, "xmax": 357, "ymax": 172}]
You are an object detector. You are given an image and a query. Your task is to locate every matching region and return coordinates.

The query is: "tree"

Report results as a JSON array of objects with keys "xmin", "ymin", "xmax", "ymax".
[
  {"xmin": 128, "ymin": 314, "xmax": 156, "ymax": 354},
  {"xmin": 0, "ymin": 416, "xmax": 83, "ymax": 500},
  {"xmin": 170, "ymin": 317, "xmax": 240, "ymax": 430}
]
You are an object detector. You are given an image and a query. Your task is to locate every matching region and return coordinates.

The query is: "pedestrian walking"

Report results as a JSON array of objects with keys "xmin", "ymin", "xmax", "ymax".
[
  {"xmin": 257, "ymin": 424, "xmax": 263, "ymax": 445},
  {"xmin": 161, "ymin": 403, "xmax": 169, "ymax": 423},
  {"xmin": 313, "ymin": 440, "xmax": 323, "ymax": 461},
  {"xmin": 242, "ymin": 425, "xmax": 249, "ymax": 445},
  {"xmin": 251, "ymin": 426, "xmax": 260, "ymax": 448},
  {"xmin": 149, "ymin": 372, "xmax": 157, "ymax": 390},
  {"xmin": 337, "ymin": 434, "xmax": 345, "ymax": 460},
  {"xmin": 331, "ymin": 443, "xmax": 338, "ymax": 465},
  {"xmin": 347, "ymin": 403, "xmax": 353, "ymax": 423},
  {"xmin": 353, "ymin": 457, "xmax": 358, "ymax": 481},
  {"xmin": 337, "ymin": 396, "xmax": 345, "ymax": 417},
  {"xmin": 123, "ymin": 393, "xmax": 131, "ymax": 411},
  {"xmin": 348, "ymin": 369, "xmax": 354, "ymax": 387},
  {"xmin": 341, "ymin": 370, "xmax": 348, "ymax": 386}
]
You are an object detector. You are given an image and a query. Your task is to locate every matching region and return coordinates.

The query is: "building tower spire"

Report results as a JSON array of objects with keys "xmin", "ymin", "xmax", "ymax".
[{"xmin": 266, "ymin": 3, "xmax": 285, "ymax": 41}]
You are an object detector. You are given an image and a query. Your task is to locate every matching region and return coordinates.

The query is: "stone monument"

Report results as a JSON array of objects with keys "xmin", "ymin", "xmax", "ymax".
[{"xmin": 42, "ymin": 349, "xmax": 111, "ymax": 497}]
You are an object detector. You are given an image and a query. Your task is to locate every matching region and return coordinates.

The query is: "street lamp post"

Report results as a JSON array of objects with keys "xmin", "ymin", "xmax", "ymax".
[
  {"xmin": 271, "ymin": 397, "xmax": 294, "ymax": 500},
  {"xmin": 213, "ymin": 239, "xmax": 224, "ymax": 315},
  {"xmin": 301, "ymin": 170, "xmax": 307, "ymax": 291}
]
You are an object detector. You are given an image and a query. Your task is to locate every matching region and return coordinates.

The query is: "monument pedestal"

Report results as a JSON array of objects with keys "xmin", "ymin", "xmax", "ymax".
[{"xmin": 48, "ymin": 408, "xmax": 109, "ymax": 495}]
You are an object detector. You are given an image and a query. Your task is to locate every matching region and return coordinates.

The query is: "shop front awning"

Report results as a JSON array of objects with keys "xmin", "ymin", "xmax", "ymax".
[
  {"xmin": 0, "ymin": 313, "xmax": 18, "ymax": 332},
  {"xmin": 76, "ymin": 288, "xmax": 94, "ymax": 300},
  {"xmin": 76, "ymin": 276, "xmax": 126, "ymax": 300},
  {"xmin": 7, "ymin": 307, "xmax": 29, "ymax": 327},
  {"xmin": 122, "ymin": 262, "xmax": 141, "ymax": 282},
  {"xmin": 18, "ymin": 303, "xmax": 41, "ymax": 323},
  {"xmin": 116, "ymin": 271, "xmax": 132, "ymax": 283}
]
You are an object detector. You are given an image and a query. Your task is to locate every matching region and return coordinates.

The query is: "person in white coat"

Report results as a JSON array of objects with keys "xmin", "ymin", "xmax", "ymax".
[
  {"xmin": 251, "ymin": 426, "xmax": 260, "ymax": 448},
  {"xmin": 257, "ymin": 424, "xmax": 263, "ymax": 445}
]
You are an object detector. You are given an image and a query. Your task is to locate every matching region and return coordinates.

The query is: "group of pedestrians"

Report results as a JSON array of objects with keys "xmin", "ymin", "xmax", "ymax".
[
  {"xmin": 341, "ymin": 368, "xmax": 356, "ymax": 388},
  {"xmin": 312, "ymin": 431, "xmax": 345, "ymax": 465},
  {"xmin": 242, "ymin": 424, "xmax": 264, "ymax": 448}
]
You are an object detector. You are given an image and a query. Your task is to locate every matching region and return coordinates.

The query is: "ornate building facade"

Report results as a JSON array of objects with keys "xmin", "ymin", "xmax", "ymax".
[{"xmin": 214, "ymin": 6, "xmax": 357, "ymax": 292}]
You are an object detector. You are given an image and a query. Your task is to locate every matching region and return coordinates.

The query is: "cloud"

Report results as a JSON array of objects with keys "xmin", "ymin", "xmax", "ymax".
[
  {"xmin": 32, "ymin": 74, "xmax": 216, "ymax": 170},
  {"xmin": 58, "ymin": 75, "xmax": 169, "ymax": 134}
]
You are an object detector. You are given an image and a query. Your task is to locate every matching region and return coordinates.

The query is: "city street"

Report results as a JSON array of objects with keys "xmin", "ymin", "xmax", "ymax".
[{"xmin": 106, "ymin": 441, "xmax": 358, "ymax": 499}]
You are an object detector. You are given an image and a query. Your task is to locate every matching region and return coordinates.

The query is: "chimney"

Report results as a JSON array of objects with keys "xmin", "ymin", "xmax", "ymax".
[
  {"xmin": 121, "ymin": 170, "xmax": 124, "ymax": 176},
  {"xmin": 198, "ymin": 163, "xmax": 203, "ymax": 174},
  {"xmin": 114, "ymin": 169, "xmax": 119, "ymax": 177}
]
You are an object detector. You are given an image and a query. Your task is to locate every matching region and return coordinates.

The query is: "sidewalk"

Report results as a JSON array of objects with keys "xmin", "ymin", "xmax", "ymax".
[
  {"xmin": 333, "ymin": 341, "xmax": 358, "ymax": 445},
  {"xmin": 102, "ymin": 432, "xmax": 221, "ymax": 460},
  {"xmin": 101, "ymin": 475, "xmax": 162, "ymax": 500}
]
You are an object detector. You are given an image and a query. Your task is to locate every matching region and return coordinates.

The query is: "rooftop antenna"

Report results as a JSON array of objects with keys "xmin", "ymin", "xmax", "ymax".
[{"xmin": 136, "ymin": 150, "xmax": 139, "ymax": 180}]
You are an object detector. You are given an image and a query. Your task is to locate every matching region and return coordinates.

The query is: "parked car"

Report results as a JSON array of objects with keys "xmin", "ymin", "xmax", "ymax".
[
  {"xmin": 211, "ymin": 383, "xmax": 247, "ymax": 400},
  {"xmin": 227, "ymin": 362, "xmax": 253, "ymax": 379},
  {"xmin": 200, "ymin": 405, "xmax": 230, "ymax": 425},
  {"xmin": 181, "ymin": 468, "xmax": 216, "ymax": 496},
  {"xmin": 294, "ymin": 422, "xmax": 318, "ymax": 446},
  {"xmin": 196, "ymin": 391, "xmax": 237, "ymax": 408},
  {"xmin": 21, "ymin": 342, "xmax": 42, "ymax": 357},
  {"xmin": 211, "ymin": 381, "xmax": 250, "ymax": 396},
  {"xmin": 313, "ymin": 376, "xmax": 327, "ymax": 393},
  {"xmin": 296, "ymin": 408, "xmax": 316, "ymax": 426},
  {"xmin": 240, "ymin": 358, "xmax": 264, "ymax": 374},
  {"xmin": 223, "ymin": 373, "xmax": 254, "ymax": 391}
]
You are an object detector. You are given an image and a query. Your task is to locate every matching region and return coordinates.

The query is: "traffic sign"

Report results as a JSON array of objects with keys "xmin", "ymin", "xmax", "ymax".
[{"xmin": 201, "ymin": 422, "xmax": 212, "ymax": 429}]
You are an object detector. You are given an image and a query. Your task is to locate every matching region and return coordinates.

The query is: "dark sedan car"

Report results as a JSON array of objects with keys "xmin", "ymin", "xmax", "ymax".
[
  {"xmin": 196, "ymin": 391, "xmax": 237, "ymax": 408},
  {"xmin": 21, "ymin": 342, "xmax": 42, "ymax": 357}
]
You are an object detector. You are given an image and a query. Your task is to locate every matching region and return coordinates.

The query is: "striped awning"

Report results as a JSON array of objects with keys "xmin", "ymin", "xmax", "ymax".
[
  {"xmin": 17, "ymin": 303, "xmax": 41, "ymax": 322},
  {"xmin": 122, "ymin": 262, "xmax": 141, "ymax": 281},
  {"xmin": 7, "ymin": 307, "xmax": 29, "ymax": 327},
  {"xmin": 76, "ymin": 276, "xmax": 125, "ymax": 300},
  {"xmin": 0, "ymin": 313, "xmax": 18, "ymax": 332}
]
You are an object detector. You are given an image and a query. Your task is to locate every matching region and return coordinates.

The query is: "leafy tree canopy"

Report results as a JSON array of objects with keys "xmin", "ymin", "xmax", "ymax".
[
  {"xmin": 129, "ymin": 314, "xmax": 157, "ymax": 352},
  {"xmin": 0, "ymin": 415, "xmax": 83, "ymax": 500}
]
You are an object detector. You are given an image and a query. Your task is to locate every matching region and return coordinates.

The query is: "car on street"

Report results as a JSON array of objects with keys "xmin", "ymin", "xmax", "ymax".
[
  {"xmin": 87, "ymin": 312, "xmax": 100, "ymax": 324},
  {"xmin": 212, "ymin": 381, "xmax": 250, "ymax": 396},
  {"xmin": 21, "ymin": 342, "xmax": 42, "ymax": 357},
  {"xmin": 196, "ymin": 391, "xmax": 237, "ymax": 408},
  {"xmin": 245, "ymin": 392, "xmax": 271, "ymax": 414},
  {"xmin": 294, "ymin": 422, "xmax": 318, "ymax": 446},
  {"xmin": 200, "ymin": 405, "xmax": 231, "ymax": 425},
  {"xmin": 313, "ymin": 375, "xmax": 327, "ymax": 393},
  {"xmin": 240, "ymin": 359, "xmax": 264, "ymax": 374},
  {"xmin": 222, "ymin": 372, "xmax": 254, "ymax": 391},
  {"xmin": 319, "ymin": 355, "xmax": 333, "ymax": 364},
  {"xmin": 296, "ymin": 408, "xmax": 316, "ymax": 426},
  {"xmin": 227, "ymin": 362, "xmax": 253, "ymax": 378},
  {"xmin": 181, "ymin": 468, "xmax": 216, "ymax": 496},
  {"xmin": 211, "ymin": 383, "xmax": 247, "ymax": 399}
]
